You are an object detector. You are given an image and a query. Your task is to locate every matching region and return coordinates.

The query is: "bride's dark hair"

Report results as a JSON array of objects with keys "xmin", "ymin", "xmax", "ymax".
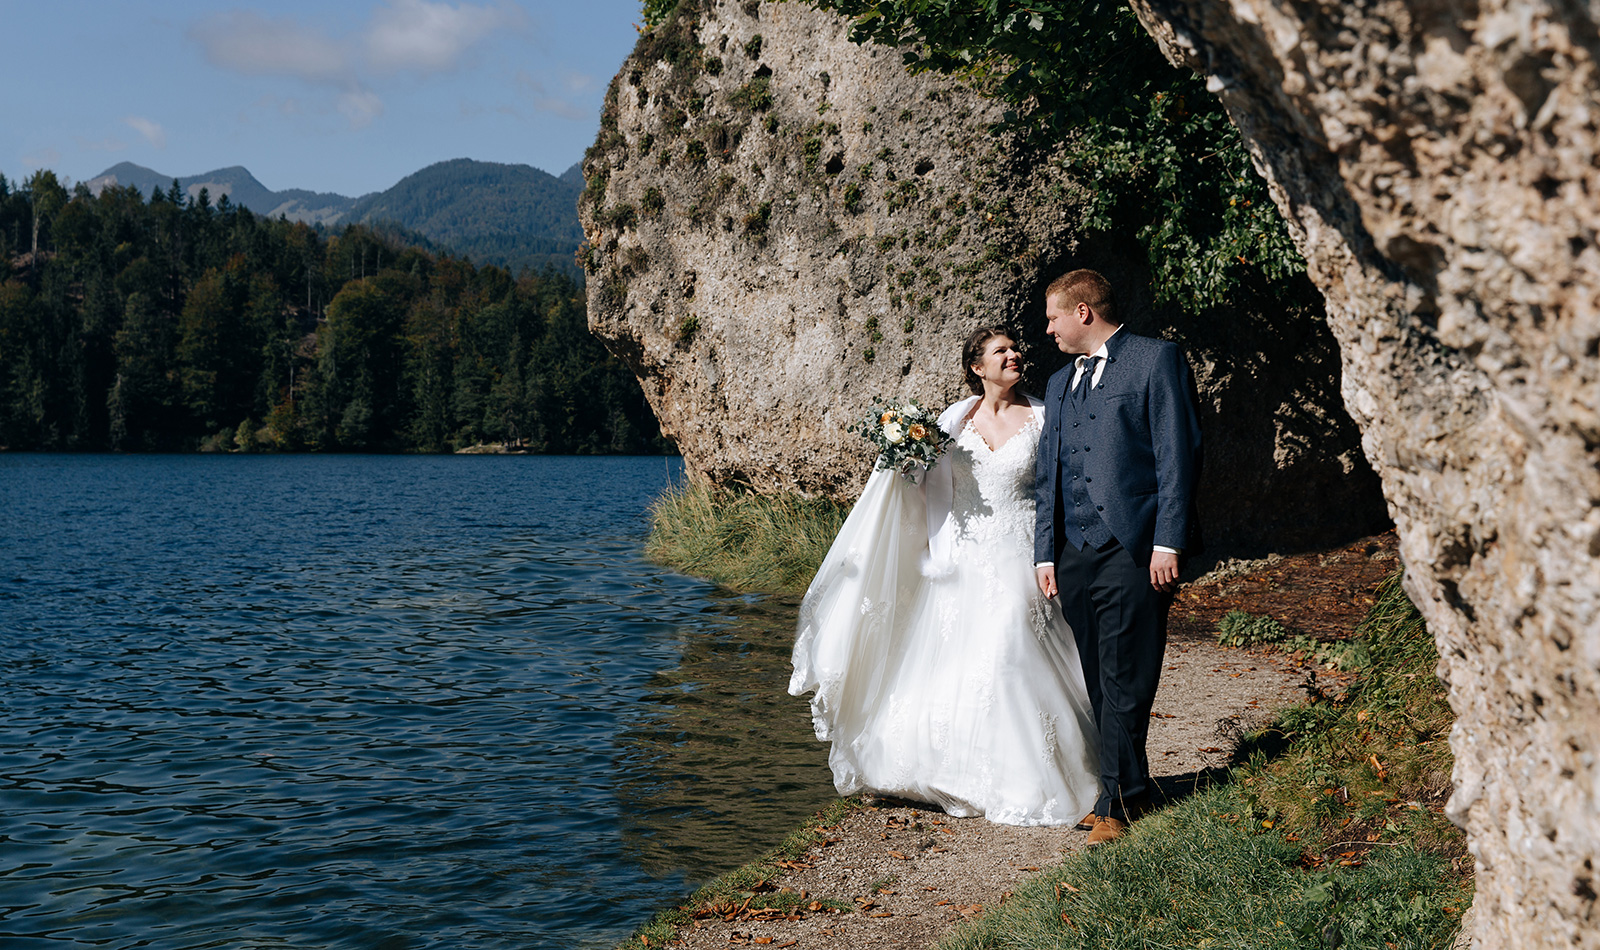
[{"xmin": 962, "ymin": 325, "xmax": 1015, "ymax": 394}]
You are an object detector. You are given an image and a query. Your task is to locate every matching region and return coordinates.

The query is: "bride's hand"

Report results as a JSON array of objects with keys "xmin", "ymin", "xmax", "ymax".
[{"xmin": 1036, "ymin": 564, "xmax": 1057, "ymax": 599}]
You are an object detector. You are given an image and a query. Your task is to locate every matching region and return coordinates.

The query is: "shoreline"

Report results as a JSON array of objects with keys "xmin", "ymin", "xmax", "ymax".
[{"xmin": 619, "ymin": 529, "xmax": 1471, "ymax": 950}]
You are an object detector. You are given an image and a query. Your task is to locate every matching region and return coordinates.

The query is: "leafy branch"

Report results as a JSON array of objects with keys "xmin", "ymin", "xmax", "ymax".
[{"xmin": 792, "ymin": 0, "xmax": 1307, "ymax": 309}]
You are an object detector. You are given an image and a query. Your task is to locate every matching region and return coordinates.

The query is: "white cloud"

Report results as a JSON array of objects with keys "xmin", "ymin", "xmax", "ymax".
[
  {"xmin": 77, "ymin": 135, "xmax": 130, "ymax": 153},
  {"xmin": 124, "ymin": 116, "xmax": 167, "ymax": 149},
  {"xmin": 189, "ymin": 11, "xmax": 351, "ymax": 82},
  {"xmin": 338, "ymin": 89, "xmax": 386, "ymax": 128},
  {"xmin": 515, "ymin": 70, "xmax": 589, "ymax": 121},
  {"xmin": 560, "ymin": 71, "xmax": 595, "ymax": 94},
  {"xmin": 188, "ymin": 2, "xmax": 521, "ymax": 131},
  {"xmin": 365, "ymin": 0, "xmax": 521, "ymax": 74},
  {"xmin": 22, "ymin": 147, "xmax": 63, "ymax": 169}
]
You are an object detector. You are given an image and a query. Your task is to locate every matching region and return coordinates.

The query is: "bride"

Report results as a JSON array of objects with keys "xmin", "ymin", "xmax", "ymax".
[{"xmin": 789, "ymin": 327, "xmax": 1100, "ymax": 826}]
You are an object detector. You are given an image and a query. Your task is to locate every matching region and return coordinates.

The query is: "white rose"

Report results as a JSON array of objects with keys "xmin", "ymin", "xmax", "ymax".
[
  {"xmin": 883, "ymin": 422, "xmax": 906, "ymax": 444},
  {"xmin": 899, "ymin": 402, "xmax": 918, "ymax": 417}
]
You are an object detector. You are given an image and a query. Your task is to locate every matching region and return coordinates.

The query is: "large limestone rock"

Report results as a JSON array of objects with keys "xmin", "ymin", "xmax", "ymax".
[
  {"xmin": 581, "ymin": 0, "xmax": 1386, "ymax": 554},
  {"xmin": 1123, "ymin": 0, "xmax": 1600, "ymax": 944}
]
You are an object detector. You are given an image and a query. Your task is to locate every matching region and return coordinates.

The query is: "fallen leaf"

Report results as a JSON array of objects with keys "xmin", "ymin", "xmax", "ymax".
[
  {"xmin": 887, "ymin": 850, "xmax": 910, "ymax": 860},
  {"xmin": 754, "ymin": 939, "xmax": 773, "ymax": 946},
  {"xmin": 807, "ymin": 901, "xmax": 823, "ymax": 912},
  {"xmin": 1016, "ymin": 866, "xmax": 1040, "ymax": 872},
  {"xmin": 1198, "ymin": 746, "xmax": 1224, "ymax": 753}
]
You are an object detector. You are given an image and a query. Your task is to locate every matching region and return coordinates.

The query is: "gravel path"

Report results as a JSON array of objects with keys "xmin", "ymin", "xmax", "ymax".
[{"xmin": 668, "ymin": 638, "xmax": 1310, "ymax": 950}]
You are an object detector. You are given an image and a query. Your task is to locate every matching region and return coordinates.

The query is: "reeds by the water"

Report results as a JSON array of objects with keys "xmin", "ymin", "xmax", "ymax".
[{"xmin": 644, "ymin": 479, "xmax": 848, "ymax": 595}]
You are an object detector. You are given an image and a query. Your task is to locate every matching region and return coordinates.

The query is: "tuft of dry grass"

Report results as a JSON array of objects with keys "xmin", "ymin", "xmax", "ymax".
[{"xmin": 645, "ymin": 479, "xmax": 848, "ymax": 595}]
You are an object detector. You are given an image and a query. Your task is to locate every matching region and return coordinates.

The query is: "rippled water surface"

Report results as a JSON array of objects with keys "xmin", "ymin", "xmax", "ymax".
[{"xmin": 0, "ymin": 455, "xmax": 835, "ymax": 950}]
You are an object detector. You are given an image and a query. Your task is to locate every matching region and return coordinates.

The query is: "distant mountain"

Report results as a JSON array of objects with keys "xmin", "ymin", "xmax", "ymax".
[
  {"xmin": 87, "ymin": 158, "xmax": 583, "ymax": 275},
  {"xmin": 87, "ymin": 162, "xmax": 358, "ymax": 226}
]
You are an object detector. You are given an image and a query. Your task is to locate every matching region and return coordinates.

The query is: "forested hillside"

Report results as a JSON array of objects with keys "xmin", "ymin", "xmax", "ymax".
[
  {"xmin": 0, "ymin": 170, "xmax": 666, "ymax": 454},
  {"xmin": 348, "ymin": 159, "xmax": 583, "ymax": 276}
]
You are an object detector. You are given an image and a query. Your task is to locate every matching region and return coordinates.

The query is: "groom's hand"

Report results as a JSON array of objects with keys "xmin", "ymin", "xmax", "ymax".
[
  {"xmin": 1150, "ymin": 551, "xmax": 1180, "ymax": 593},
  {"xmin": 1036, "ymin": 565, "xmax": 1058, "ymax": 599}
]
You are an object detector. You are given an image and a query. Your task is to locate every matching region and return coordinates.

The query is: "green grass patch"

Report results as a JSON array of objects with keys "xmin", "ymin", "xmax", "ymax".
[
  {"xmin": 645, "ymin": 480, "xmax": 847, "ymax": 594},
  {"xmin": 942, "ymin": 570, "xmax": 1471, "ymax": 950},
  {"xmin": 618, "ymin": 798, "xmax": 862, "ymax": 950},
  {"xmin": 942, "ymin": 786, "xmax": 1466, "ymax": 950}
]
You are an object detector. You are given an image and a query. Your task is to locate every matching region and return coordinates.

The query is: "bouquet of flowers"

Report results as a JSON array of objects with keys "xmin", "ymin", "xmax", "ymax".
[{"xmin": 851, "ymin": 399, "xmax": 951, "ymax": 482}]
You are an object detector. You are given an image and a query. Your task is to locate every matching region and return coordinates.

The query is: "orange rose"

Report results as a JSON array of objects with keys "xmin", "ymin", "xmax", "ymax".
[
  {"xmin": 908, "ymin": 423, "xmax": 928, "ymax": 441},
  {"xmin": 880, "ymin": 411, "xmax": 895, "ymax": 424}
]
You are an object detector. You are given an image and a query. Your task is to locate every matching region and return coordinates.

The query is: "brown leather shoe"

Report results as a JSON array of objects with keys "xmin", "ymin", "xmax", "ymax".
[
  {"xmin": 1085, "ymin": 816, "xmax": 1127, "ymax": 847},
  {"xmin": 1075, "ymin": 812, "xmax": 1099, "ymax": 831}
]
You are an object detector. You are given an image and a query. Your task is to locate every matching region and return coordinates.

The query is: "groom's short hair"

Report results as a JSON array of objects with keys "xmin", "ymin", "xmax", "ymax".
[{"xmin": 1046, "ymin": 269, "xmax": 1118, "ymax": 325}]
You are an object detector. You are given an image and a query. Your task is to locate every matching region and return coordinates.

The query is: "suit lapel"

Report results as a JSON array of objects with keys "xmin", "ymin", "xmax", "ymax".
[{"xmin": 1095, "ymin": 330, "xmax": 1133, "ymax": 398}]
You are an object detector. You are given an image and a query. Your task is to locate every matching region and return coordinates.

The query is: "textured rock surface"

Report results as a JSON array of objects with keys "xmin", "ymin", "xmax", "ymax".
[
  {"xmin": 1123, "ymin": 0, "xmax": 1600, "ymax": 944},
  {"xmin": 580, "ymin": 0, "xmax": 1386, "ymax": 554}
]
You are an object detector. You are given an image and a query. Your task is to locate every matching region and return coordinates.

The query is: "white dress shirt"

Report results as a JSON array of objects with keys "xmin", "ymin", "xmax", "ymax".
[{"xmin": 1068, "ymin": 326, "xmax": 1120, "ymax": 393}]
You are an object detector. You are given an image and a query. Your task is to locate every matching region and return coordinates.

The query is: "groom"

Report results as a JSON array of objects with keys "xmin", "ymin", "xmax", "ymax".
[{"xmin": 1033, "ymin": 268, "xmax": 1201, "ymax": 846}]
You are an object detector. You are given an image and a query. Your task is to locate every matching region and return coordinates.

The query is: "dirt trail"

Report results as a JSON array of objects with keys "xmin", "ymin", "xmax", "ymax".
[{"xmin": 666, "ymin": 534, "xmax": 1398, "ymax": 950}]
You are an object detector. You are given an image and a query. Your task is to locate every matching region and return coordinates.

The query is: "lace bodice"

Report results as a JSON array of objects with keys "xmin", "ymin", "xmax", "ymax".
[{"xmin": 946, "ymin": 415, "xmax": 1041, "ymax": 552}]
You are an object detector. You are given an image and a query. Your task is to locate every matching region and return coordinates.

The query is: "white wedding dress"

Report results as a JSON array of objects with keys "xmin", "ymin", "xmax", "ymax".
[{"xmin": 789, "ymin": 396, "xmax": 1100, "ymax": 825}]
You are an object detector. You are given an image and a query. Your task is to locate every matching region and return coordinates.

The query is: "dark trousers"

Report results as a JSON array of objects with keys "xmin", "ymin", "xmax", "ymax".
[{"xmin": 1055, "ymin": 537, "xmax": 1169, "ymax": 820}]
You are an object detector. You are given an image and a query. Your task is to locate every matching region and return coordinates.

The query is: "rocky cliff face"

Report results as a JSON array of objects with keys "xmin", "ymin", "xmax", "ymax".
[
  {"xmin": 1123, "ymin": 0, "xmax": 1600, "ymax": 944},
  {"xmin": 581, "ymin": 0, "xmax": 1387, "ymax": 554}
]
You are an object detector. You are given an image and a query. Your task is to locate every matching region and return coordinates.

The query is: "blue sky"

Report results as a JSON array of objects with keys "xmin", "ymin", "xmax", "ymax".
[{"xmin": 2, "ymin": 0, "xmax": 645, "ymax": 197}]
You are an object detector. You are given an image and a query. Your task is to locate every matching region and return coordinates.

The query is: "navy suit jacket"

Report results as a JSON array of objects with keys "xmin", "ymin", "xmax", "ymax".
[{"xmin": 1033, "ymin": 330, "xmax": 1202, "ymax": 567}]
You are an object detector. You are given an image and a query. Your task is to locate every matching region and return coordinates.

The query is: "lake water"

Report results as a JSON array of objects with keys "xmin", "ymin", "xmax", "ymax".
[{"xmin": 0, "ymin": 455, "xmax": 837, "ymax": 950}]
